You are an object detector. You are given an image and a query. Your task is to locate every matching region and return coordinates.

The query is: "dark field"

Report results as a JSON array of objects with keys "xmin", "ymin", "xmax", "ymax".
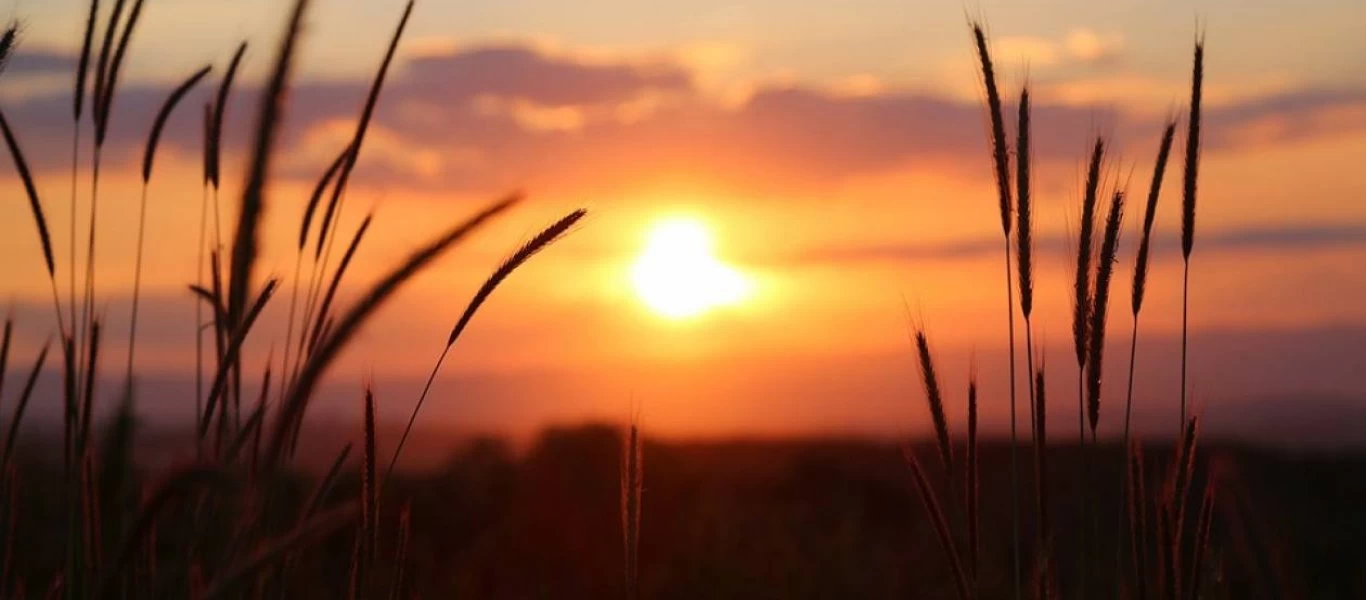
[{"xmin": 7, "ymin": 425, "xmax": 1364, "ymax": 598}]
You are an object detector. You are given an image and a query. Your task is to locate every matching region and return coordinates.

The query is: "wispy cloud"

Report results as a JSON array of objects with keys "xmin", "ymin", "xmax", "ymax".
[
  {"xmin": 784, "ymin": 223, "xmax": 1366, "ymax": 265},
  {"xmin": 2, "ymin": 40, "xmax": 1365, "ymax": 198}
]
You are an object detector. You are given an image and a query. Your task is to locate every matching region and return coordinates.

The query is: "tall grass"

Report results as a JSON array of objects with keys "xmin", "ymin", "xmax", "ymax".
[
  {"xmin": 0, "ymin": 0, "xmax": 572, "ymax": 595},
  {"xmin": 903, "ymin": 448, "xmax": 970, "ymax": 600},
  {"xmin": 913, "ymin": 329, "xmax": 954, "ymax": 477},
  {"xmin": 621, "ymin": 414, "xmax": 643, "ymax": 600},
  {"xmin": 0, "ymin": 109, "xmax": 65, "ymax": 342},
  {"xmin": 943, "ymin": 25, "xmax": 1214, "ymax": 600},
  {"xmin": 1179, "ymin": 37, "xmax": 1205, "ymax": 430},
  {"xmin": 1086, "ymin": 189, "xmax": 1125, "ymax": 444},
  {"xmin": 1114, "ymin": 119, "xmax": 1176, "ymax": 593},
  {"xmin": 127, "ymin": 65, "xmax": 212, "ymax": 396},
  {"xmin": 965, "ymin": 365, "xmax": 979, "ymax": 586},
  {"xmin": 384, "ymin": 209, "xmax": 588, "ymax": 485},
  {"xmin": 71, "ymin": 0, "xmax": 99, "ymax": 352},
  {"xmin": 1070, "ymin": 135, "xmax": 1104, "ymax": 596},
  {"xmin": 969, "ymin": 22, "xmax": 1022, "ymax": 598},
  {"xmin": 0, "ymin": 3, "xmax": 1230, "ymax": 596},
  {"xmin": 1032, "ymin": 364, "xmax": 1048, "ymax": 600},
  {"xmin": 1, "ymin": 340, "xmax": 50, "ymax": 471}
]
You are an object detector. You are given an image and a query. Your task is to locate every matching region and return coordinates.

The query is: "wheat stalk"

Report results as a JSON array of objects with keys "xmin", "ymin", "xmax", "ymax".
[
  {"xmin": 0, "ymin": 318, "xmax": 10, "ymax": 407},
  {"xmin": 269, "ymin": 194, "xmax": 519, "ymax": 465},
  {"xmin": 903, "ymin": 448, "xmax": 971, "ymax": 600},
  {"xmin": 1128, "ymin": 441, "xmax": 1148, "ymax": 599},
  {"xmin": 78, "ymin": 320, "xmax": 101, "ymax": 457},
  {"xmin": 965, "ymin": 365, "xmax": 979, "ymax": 587},
  {"xmin": 209, "ymin": 42, "xmax": 248, "ymax": 194},
  {"xmin": 621, "ymin": 415, "xmax": 643, "ymax": 600},
  {"xmin": 1179, "ymin": 36, "xmax": 1205, "ymax": 430},
  {"xmin": 383, "ymin": 208, "xmax": 586, "ymax": 485},
  {"xmin": 200, "ymin": 503, "xmax": 359, "ymax": 600},
  {"xmin": 1033, "ymin": 363, "xmax": 1050, "ymax": 600},
  {"xmin": 305, "ymin": 216, "xmax": 373, "ymax": 356},
  {"xmin": 0, "ymin": 109, "xmax": 65, "ymax": 340},
  {"xmin": 1086, "ymin": 190, "xmax": 1125, "ymax": 441},
  {"xmin": 1187, "ymin": 482, "xmax": 1216, "ymax": 599},
  {"xmin": 199, "ymin": 279, "xmax": 280, "ymax": 441},
  {"xmin": 971, "ymin": 23, "xmax": 1022, "ymax": 594},
  {"xmin": 126, "ymin": 65, "xmax": 212, "ymax": 397},
  {"xmin": 913, "ymin": 329, "xmax": 953, "ymax": 478},
  {"xmin": 314, "ymin": 1, "xmax": 415, "ymax": 262},
  {"xmin": 1114, "ymin": 120, "xmax": 1176, "ymax": 596},
  {"xmin": 1, "ymin": 339, "xmax": 50, "ymax": 472},
  {"xmin": 69, "ymin": 0, "xmax": 99, "ymax": 358},
  {"xmin": 228, "ymin": 0, "xmax": 308, "ymax": 330},
  {"xmin": 283, "ymin": 143, "xmax": 352, "ymax": 408}
]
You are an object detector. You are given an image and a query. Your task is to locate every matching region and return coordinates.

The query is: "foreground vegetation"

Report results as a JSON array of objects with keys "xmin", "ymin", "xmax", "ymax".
[{"xmin": 0, "ymin": 0, "xmax": 1330, "ymax": 598}]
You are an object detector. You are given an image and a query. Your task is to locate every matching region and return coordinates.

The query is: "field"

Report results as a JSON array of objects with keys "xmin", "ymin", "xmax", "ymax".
[{"xmin": 0, "ymin": 0, "xmax": 1362, "ymax": 598}]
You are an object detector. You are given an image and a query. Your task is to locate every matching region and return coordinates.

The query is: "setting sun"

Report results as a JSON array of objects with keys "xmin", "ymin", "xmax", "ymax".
[{"xmin": 630, "ymin": 218, "xmax": 753, "ymax": 319}]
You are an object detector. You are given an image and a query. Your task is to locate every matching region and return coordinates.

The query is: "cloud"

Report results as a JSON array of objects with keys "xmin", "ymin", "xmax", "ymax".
[
  {"xmin": 2, "ymin": 40, "xmax": 1365, "ymax": 198},
  {"xmin": 782, "ymin": 223, "xmax": 1366, "ymax": 266},
  {"xmin": 4, "ymin": 47, "xmax": 75, "ymax": 76},
  {"xmin": 399, "ymin": 44, "xmax": 691, "ymax": 107},
  {"xmin": 994, "ymin": 28, "xmax": 1125, "ymax": 69}
]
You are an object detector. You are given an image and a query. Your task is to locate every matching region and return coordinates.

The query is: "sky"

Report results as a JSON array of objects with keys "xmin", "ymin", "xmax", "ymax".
[{"xmin": 0, "ymin": 0, "xmax": 1364, "ymax": 447}]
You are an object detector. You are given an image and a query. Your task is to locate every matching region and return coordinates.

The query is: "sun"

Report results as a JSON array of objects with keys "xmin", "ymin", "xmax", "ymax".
[{"xmin": 630, "ymin": 218, "xmax": 753, "ymax": 319}]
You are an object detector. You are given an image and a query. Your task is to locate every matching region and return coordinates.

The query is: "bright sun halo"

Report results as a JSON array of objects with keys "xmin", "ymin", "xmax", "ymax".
[{"xmin": 631, "ymin": 218, "xmax": 752, "ymax": 319}]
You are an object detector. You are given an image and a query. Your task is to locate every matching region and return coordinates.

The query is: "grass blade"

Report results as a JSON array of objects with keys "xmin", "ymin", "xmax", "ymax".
[
  {"xmin": 73, "ymin": 0, "xmax": 100, "ymax": 120},
  {"xmin": 91, "ymin": 0, "xmax": 128, "ymax": 130},
  {"xmin": 1179, "ymin": 36, "xmax": 1205, "ymax": 429},
  {"xmin": 1086, "ymin": 190, "xmax": 1125, "ymax": 439},
  {"xmin": 209, "ymin": 42, "xmax": 248, "ymax": 190},
  {"xmin": 0, "ymin": 108, "xmax": 57, "ymax": 278},
  {"xmin": 201, "ymin": 503, "xmax": 359, "ymax": 600},
  {"xmin": 902, "ymin": 448, "xmax": 970, "ymax": 600},
  {"xmin": 315, "ymin": 0, "xmax": 415, "ymax": 261},
  {"xmin": 267, "ymin": 193, "xmax": 518, "ymax": 465},
  {"xmin": 142, "ymin": 65, "xmax": 212, "ymax": 182},
  {"xmin": 970, "ymin": 21, "xmax": 1012, "ymax": 236},
  {"xmin": 95, "ymin": 0, "xmax": 146, "ymax": 147},
  {"xmin": 383, "ymin": 208, "xmax": 583, "ymax": 486},
  {"xmin": 1, "ymin": 340, "xmax": 50, "ymax": 471},
  {"xmin": 913, "ymin": 329, "xmax": 953, "ymax": 478},
  {"xmin": 305, "ymin": 215, "xmax": 373, "ymax": 355},
  {"xmin": 229, "ymin": 0, "xmax": 309, "ymax": 326}
]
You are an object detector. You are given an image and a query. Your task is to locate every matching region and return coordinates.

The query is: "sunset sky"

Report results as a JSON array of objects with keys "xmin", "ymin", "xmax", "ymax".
[{"xmin": 1, "ymin": 0, "xmax": 1363, "ymax": 446}]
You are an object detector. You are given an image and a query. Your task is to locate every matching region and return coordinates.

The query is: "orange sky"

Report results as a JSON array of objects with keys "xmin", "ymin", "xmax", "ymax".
[{"xmin": 0, "ymin": 0, "xmax": 1364, "ymax": 446}]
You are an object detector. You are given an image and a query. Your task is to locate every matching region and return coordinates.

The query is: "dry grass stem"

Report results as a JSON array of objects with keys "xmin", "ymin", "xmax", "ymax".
[{"xmin": 913, "ymin": 330, "xmax": 953, "ymax": 478}]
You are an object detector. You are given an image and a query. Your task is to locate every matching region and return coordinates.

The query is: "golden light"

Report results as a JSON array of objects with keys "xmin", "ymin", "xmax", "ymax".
[{"xmin": 630, "ymin": 218, "xmax": 753, "ymax": 319}]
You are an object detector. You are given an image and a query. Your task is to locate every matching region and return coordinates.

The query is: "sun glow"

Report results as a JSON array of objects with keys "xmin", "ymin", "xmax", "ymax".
[{"xmin": 631, "ymin": 218, "xmax": 753, "ymax": 319}]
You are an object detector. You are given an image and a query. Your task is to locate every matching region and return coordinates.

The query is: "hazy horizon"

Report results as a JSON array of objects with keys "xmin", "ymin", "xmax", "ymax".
[{"xmin": 1, "ymin": 0, "xmax": 1363, "ymax": 447}]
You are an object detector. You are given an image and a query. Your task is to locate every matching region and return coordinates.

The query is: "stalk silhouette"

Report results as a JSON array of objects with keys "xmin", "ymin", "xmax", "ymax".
[
  {"xmin": 1033, "ymin": 364, "xmax": 1049, "ymax": 600},
  {"xmin": 83, "ymin": 0, "xmax": 145, "ymax": 433},
  {"xmin": 70, "ymin": 0, "xmax": 99, "ymax": 359},
  {"xmin": 970, "ymin": 22, "xmax": 1020, "ymax": 598},
  {"xmin": 1071, "ymin": 135, "xmax": 1104, "ymax": 598},
  {"xmin": 286, "ymin": 143, "xmax": 352, "ymax": 392},
  {"xmin": 1115, "ymin": 120, "xmax": 1176, "ymax": 595},
  {"xmin": 621, "ymin": 415, "xmax": 643, "ymax": 600},
  {"xmin": 904, "ymin": 449, "xmax": 971, "ymax": 600},
  {"xmin": 913, "ymin": 329, "xmax": 954, "ymax": 478},
  {"xmin": 127, "ymin": 65, "xmax": 211, "ymax": 396},
  {"xmin": 383, "ymin": 209, "xmax": 587, "ymax": 486},
  {"xmin": 966, "ymin": 367, "xmax": 979, "ymax": 587},
  {"xmin": 0, "ymin": 109, "xmax": 67, "ymax": 347},
  {"xmin": 1180, "ymin": 37, "xmax": 1204, "ymax": 430},
  {"xmin": 1087, "ymin": 190, "xmax": 1125, "ymax": 442},
  {"xmin": 301, "ymin": 1, "xmax": 412, "ymax": 378},
  {"xmin": 268, "ymin": 195, "xmax": 520, "ymax": 464}
]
